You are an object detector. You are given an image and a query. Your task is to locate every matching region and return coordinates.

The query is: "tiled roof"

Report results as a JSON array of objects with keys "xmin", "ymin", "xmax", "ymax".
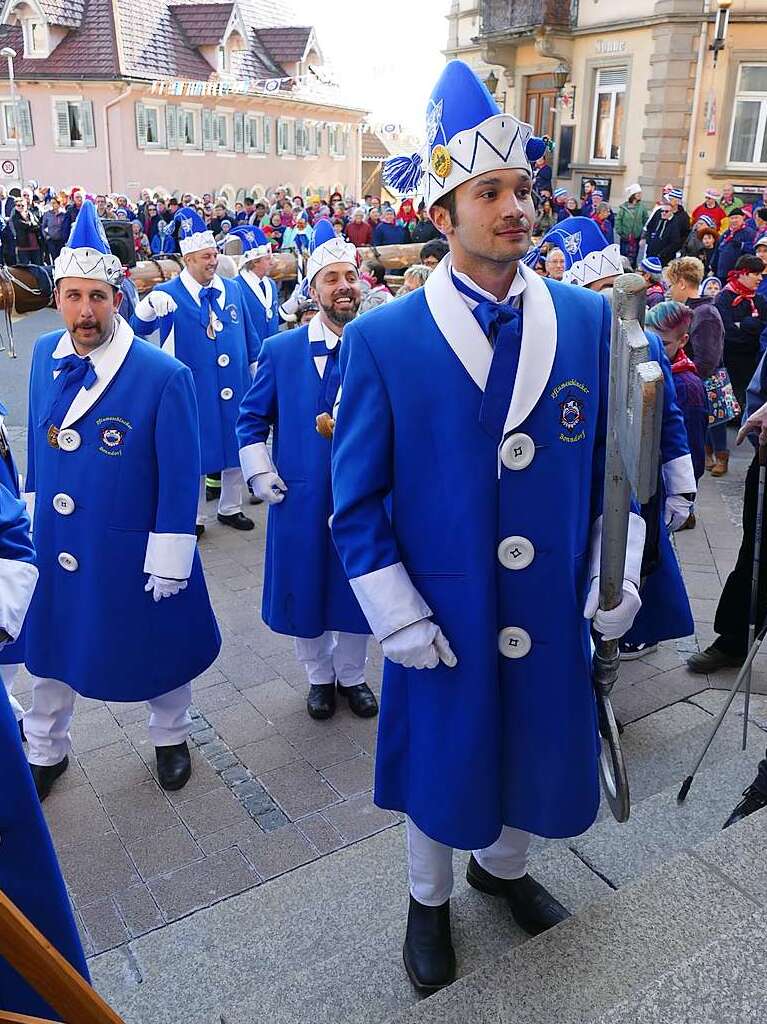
[
  {"xmin": 0, "ymin": 0, "xmax": 119, "ymax": 79},
  {"xmin": 117, "ymin": 0, "xmax": 214, "ymax": 79},
  {"xmin": 254, "ymin": 25, "xmax": 312, "ymax": 65},
  {"xmin": 167, "ymin": 2, "xmax": 233, "ymax": 45},
  {"xmin": 362, "ymin": 133, "xmax": 390, "ymax": 160},
  {"xmin": 36, "ymin": 0, "xmax": 86, "ymax": 27}
]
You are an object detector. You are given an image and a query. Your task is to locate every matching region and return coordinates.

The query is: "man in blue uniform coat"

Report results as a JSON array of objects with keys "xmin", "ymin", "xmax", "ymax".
[
  {"xmin": 237, "ymin": 219, "xmax": 377, "ymax": 722},
  {"xmin": 228, "ymin": 225, "xmax": 281, "ymax": 344},
  {"xmin": 331, "ymin": 61, "xmax": 646, "ymax": 991},
  {"xmin": 0, "ymin": 398, "xmax": 27, "ymax": 733},
  {"xmin": 131, "ymin": 207, "xmax": 260, "ymax": 537},
  {"xmin": 23, "ymin": 201, "xmax": 221, "ymax": 800},
  {"xmin": 0, "ymin": 481, "xmax": 92, "ymax": 1021},
  {"xmin": 537, "ymin": 217, "xmax": 696, "ymax": 661}
]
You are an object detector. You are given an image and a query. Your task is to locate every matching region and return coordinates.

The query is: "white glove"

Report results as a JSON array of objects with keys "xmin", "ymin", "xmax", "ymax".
[
  {"xmin": 249, "ymin": 471, "xmax": 287, "ymax": 505},
  {"xmin": 665, "ymin": 494, "xmax": 693, "ymax": 532},
  {"xmin": 136, "ymin": 292, "xmax": 177, "ymax": 320},
  {"xmin": 584, "ymin": 579, "xmax": 642, "ymax": 641},
  {"xmin": 382, "ymin": 618, "xmax": 458, "ymax": 670},
  {"xmin": 144, "ymin": 575, "xmax": 188, "ymax": 603}
]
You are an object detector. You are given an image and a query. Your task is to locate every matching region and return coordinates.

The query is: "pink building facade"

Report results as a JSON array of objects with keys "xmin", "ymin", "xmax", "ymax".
[{"xmin": 0, "ymin": 0, "xmax": 364, "ymax": 202}]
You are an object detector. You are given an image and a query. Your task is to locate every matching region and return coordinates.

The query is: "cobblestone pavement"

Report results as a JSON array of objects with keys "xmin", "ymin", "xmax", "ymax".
[{"xmin": 3, "ymin": 316, "xmax": 763, "ymax": 964}]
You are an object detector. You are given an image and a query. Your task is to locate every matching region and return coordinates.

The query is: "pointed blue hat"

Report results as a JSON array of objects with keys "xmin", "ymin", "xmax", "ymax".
[
  {"xmin": 226, "ymin": 224, "xmax": 272, "ymax": 264},
  {"xmin": 383, "ymin": 59, "xmax": 548, "ymax": 211},
  {"xmin": 53, "ymin": 199, "xmax": 122, "ymax": 285},
  {"xmin": 535, "ymin": 216, "xmax": 622, "ymax": 287},
  {"xmin": 175, "ymin": 206, "xmax": 216, "ymax": 255},
  {"xmin": 306, "ymin": 217, "xmax": 357, "ymax": 283}
]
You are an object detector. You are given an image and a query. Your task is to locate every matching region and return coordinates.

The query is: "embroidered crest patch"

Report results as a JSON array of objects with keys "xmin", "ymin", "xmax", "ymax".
[
  {"xmin": 226, "ymin": 303, "xmax": 239, "ymax": 324},
  {"xmin": 96, "ymin": 416, "xmax": 132, "ymax": 456},
  {"xmin": 550, "ymin": 379, "xmax": 589, "ymax": 444},
  {"xmin": 560, "ymin": 398, "xmax": 585, "ymax": 431}
]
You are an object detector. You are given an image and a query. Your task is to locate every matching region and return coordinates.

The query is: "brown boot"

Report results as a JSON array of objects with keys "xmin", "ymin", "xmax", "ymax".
[
  {"xmin": 705, "ymin": 445, "xmax": 715, "ymax": 472},
  {"xmin": 711, "ymin": 452, "xmax": 729, "ymax": 477}
]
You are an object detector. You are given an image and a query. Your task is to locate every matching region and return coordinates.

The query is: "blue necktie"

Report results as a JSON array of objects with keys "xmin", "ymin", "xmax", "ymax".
[
  {"xmin": 452, "ymin": 273, "xmax": 523, "ymax": 441},
  {"xmin": 310, "ymin": 338, "xmax": 341, "ymax": 416},
  {"xmin": 47, "ymin": 353, "xmax": 98, "ymax": 427},
  {"xmin": 199, "ymin": 285, "xmax": 221, "ymax": 331}
]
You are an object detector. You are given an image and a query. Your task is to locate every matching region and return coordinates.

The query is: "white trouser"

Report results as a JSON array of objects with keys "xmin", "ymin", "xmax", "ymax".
[
  {"xmin": 0, "ymin": 663, "xmax": 23, "ymax": 721},
  {"xmin": 406, "ymin": 816, "xmax": 532, "ymax": 907},
  {"xmin": 197, "ymin": 467, "xmax": 243, "ymax": 523},
  {"xmin": 25, "ymin": 676, "xmax": 193, "ymax": 766},
  {"xmin": 294, "ymin": 631, "xmax": 369, "ymax": 687}
]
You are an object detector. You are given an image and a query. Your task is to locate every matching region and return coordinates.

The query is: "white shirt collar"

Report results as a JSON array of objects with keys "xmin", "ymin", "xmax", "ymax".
[
  {"xmin": 451, "ymin": 265, "xmax": 526, "ymax": 310},
  {"xmin": 180, "ymin": 268, "xmax": 225, "ymax": 308},
  {"xmin": 308, "ymin": 312, "xmax": 342, "ymax": 351},
  {"xmin": 51, "ymin": 319, "xmax": 118, "ymax": 375}
]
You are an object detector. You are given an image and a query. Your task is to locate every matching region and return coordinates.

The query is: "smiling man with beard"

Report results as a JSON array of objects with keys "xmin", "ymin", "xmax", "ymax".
[{"xmin": 237, "ymin": 219, "xmax": 377, "ymax": 723}]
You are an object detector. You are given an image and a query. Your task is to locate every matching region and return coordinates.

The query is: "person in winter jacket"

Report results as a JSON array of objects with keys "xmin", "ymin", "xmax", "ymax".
[
  {"xmin": 345, "ymin": 208, "xmax": 373, "ymax": 247},
  {"xmin": 645, "ymin": 202, "xmax": 684, "ymax": 266},
  {"xmin": 615, "ymin": 184, "xmax": 649, "ymax": 268},
  {"xmin": 691, "ymin": 189, "xmax": 727, "ymax": 231},
  {"xmin": 712, "ymin": 209, "xmax": 756, "ymax": 283},
  {"xmin": 714, "ymin": 254, "xmax": 767, "ymax": 420}
]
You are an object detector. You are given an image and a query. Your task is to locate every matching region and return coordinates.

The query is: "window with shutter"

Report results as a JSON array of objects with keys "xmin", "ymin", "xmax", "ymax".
[
  {"xmin": 135, "ymin": 101, "xmax": 147, "ymax": 148},
  {"xmin": 81, "ymin": 100, "xmax": 95, "ymax": 147},
  {"xmin": 19, "ymin": 99, "xmax": 33, "ymax": 146},
  {"xmin": 263, "ymin": 116, "xmax": 272, "ymax": 154},
  {"xmin": 234, "ymin": 111, "xmax": 244, "ymax": 153},
  {"xmin": 277, "ymin": 117, "xmax": 287, "ymax": 155},
  {"xmin": 202, "ymin": 108, "xmax": 214, "ymax": 150},
  {"xmin": 296, "ymin": 119, "xmax": 306, "ymax": 156},
  {"xmin": 315, "ymin": 126, "xmax": 322, "ymax": 155},
  {"xmin": 54, "ymin": 99, "xmax": 70, "ymax": 147},
  {"xmin": 165, "ymin": 105, "xmax": 177, "ymax": 149}
]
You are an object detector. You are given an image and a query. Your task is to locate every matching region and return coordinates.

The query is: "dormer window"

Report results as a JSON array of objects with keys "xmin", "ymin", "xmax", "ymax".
[
  {"xmin": 26, "ymin": 19, "xmax": 43, "ymax": 51},
  {"xmin": 217, "ymin": 43, "xmax": 228, "ymax": 72}
]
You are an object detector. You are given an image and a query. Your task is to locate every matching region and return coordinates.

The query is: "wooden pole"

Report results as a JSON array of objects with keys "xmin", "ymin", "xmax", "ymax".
[{"xmin": 0, "ymin": 890, "xmax": 126, "ymax": 1024}]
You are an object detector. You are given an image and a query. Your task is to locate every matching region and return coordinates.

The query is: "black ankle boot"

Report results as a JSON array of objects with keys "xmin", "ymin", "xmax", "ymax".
[{"xmin": 403, "ymin": 895, "xmax": 456, "ymax": 992}]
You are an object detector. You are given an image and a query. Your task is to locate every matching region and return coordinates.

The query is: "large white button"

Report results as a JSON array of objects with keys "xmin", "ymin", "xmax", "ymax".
[
  {"xmin": 498, "ymin": 626, "xmax": 532, "ymax": 660},
  {"xmin": 220, "ymin": 387, "xmax": 234, "ymax": 401},
  {"xmin": 217, "ymin": 353, "xmax": 230, "ymax": 367},
  {"xmin": 500, "ymin": 433, "xmax": 535, "ymax": 471},
  {"xmin": 498, "ymin": 536, "xmax": 534, "ymax": 571},
  {"xmin": 53, "ymin": 493, "xmax": 75, "ymax": 516},
  {"xmin": 57, "ymin": 551, "xmax": 79, "ymax": 572},
  {"xmin": 57, "ymin": 428, "xmax": 81, "ymax": 452}
]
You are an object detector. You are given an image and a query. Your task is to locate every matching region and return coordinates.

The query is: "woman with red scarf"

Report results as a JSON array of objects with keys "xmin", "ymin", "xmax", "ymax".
[
  {"xmin": 397, "ymin": 198, "xmax": 419, "ymax": 233},
  {"xmin": 714, "ymin": 254, "xmax": 767, "ymax": 426}
]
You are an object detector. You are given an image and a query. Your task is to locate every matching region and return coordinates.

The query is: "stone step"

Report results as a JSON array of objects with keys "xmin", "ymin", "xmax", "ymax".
[
  {"xmin": 89, "ymin": 826, "xmax": 609, "ymax": 1024},
  {"xmin": 388, "ymin": 804, "xmax": 767, "ymax": 1024}
]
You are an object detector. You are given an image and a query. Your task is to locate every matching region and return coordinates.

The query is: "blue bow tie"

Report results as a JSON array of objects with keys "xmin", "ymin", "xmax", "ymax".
[
  {"xmin": 53, "ymin": 353, "xmax": 98, "ymax": 390},
  {"xmin": 199, "ymin": 285, "xmax": 221, "ymax": 330},
  {"xmin": 310, "ymin": 338, "xmax": 341, "ymax": 416},
  {"xmin": 451, "ymin": 272, "xmax": 524, "ymax": 441}
]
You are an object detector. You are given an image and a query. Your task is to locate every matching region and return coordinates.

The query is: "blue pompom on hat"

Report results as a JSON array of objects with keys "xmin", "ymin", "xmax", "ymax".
[
  {"xmin": 174, "ymin": 206, "xmax": 216, "ymax": 255},
  {"xmin": 53, "ymin": 198, "xmax": 122, "ymax": 285},
  {"xmin": 305, "ymin": 217, "xmax": 357, "ymax": 284},
  {"xmin": 383, "ymin": 59, "xmax": 546, "ymax": 211},
  {"xmin": 534, "ymin": 216, "xmax": 623, "ymax": 287}
]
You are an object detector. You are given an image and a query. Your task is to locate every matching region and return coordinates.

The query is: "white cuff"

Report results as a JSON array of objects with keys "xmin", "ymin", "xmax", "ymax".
[
  {"xmin": 349, "ymin": 562, "xmax": 433, "ymax": 642},
  {"xmin": 588, "ymin": 511, "xmax": 647, "ymax": 588},
  {"xmin": 663, "ymin": 454, "xmax": 696, "ymax": 497},
  {"xmin": 144, "ymin": 532, "xmax": 195, "ymax": 580},
  {"xmin": 0, "ymin": 558, "xmax": 38, "ymax": 640},
  {"xmin": 240, "ymin": 441, "xmax": 274, "ymax": 482}
]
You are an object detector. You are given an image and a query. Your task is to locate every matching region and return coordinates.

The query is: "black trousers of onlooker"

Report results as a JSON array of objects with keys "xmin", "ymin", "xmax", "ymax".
[{"xmin": 714, "ymin": 452, "xmax": 767, "ymax": 657}]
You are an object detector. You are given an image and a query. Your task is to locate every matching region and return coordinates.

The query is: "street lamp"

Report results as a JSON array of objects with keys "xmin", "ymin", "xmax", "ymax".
[
  {"xmin": 551, "ymin": 63, "xmax": 570, "ymax": 190},
  {"xmin": 553, "ymin": 62, "xmax": 569, "ymax": 94},
  {"xmin": 0, "ymin": 47, "xmax": 23, "ymax": 187},
  {"xmin": 484, "ymin": 70, "xmax": 499, "ymax": 97},
  {"xmin": 709, "ymin": 0, "xmax": 733, "ymax": 65}
]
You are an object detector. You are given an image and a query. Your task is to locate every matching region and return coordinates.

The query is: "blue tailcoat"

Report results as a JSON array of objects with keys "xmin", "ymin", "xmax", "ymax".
[
  {"xmin": 234, "ymin": 271, "xmax": 280, "ymax": 343},
  {"xmin": 0, "ymin": 485, "xmax": 89, "ymax": 1019},
  {"xmin": 0, "ymin": 399, "xmax": 26, "ymax": 666},
  {"xmin": 25, "ymin": 317, "xmax": 221, "ymax": 701},
  {"xmin": 237, "ymin": 320, "xmax": 369, "ymax": 639},
  {"xmin": 622, "ymin": 332, "xmax": 695, "ymax": 647},
  {"xmin": 332, "ymin": 259, "xmax": 622, "ymax": 849},
  {"xmin": 131, "ymin": 272, "xmax": 261, "ymax": 475}
]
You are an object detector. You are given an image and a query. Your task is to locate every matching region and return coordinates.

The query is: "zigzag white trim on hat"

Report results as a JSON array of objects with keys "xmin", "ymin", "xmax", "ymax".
[
  {"xmin": 54, "ymin": 245, "xmax": 122, "ymax": 285},
  {"xmin": 424, "ymin": 113, "xmax": 532, "ymax": 210},
  {"xmin": 306, "ymin": 236, "xmax": 357, "ymax": 283},
  {"xmin": 564, "ymin": 243, "xmax": 623, "ymax": 288},
  {"xmin": 180, "ymin": 229, "xmax": 216, "ymax": 255}
]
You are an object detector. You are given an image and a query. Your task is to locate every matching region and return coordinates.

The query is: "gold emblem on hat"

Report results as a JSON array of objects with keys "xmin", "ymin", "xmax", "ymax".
[
  {"xmin": 431, "ymin": 145, "xmax": 452, "ymax": 178},
  {"xmin": 47, "ymin": 424, "xmax": 60, "ymax": 449}
]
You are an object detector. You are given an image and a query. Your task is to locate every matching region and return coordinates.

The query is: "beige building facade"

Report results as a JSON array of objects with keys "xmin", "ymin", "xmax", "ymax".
[{"xmin": 445, "ymin": 0, "xmax": 767, "ymax": 207}]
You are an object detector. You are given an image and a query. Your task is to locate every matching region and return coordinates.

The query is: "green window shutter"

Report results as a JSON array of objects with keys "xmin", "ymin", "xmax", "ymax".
[
  {"xmin": 135, "ymin": 101, "xmax": 147, "ymax": 148},
  {"xmin": 19, "ymin": 99, "xmax": 33, "ymax": 146},
  {"xmin": 263, "ymin": 116, "xmax": 272, "ymax": 154},
  {"xmin": 296, "ymin": 118, "xmax": 305, "ymax": 156},
  {"xmin": 314, "ymin": 126, "xmax": 322, "ymax": 155},
  {"xmin": 54, "ymin": 99, "xmax": 70, "ymax": 147},
  {"xmin": 234, "ymin": 111, "xmax": 244, "ymax": 153},
  {"xmin": 81, "ymin": 100, "xmax": 95, "ymax": 147},
  {"xmin": 166, "ymin": 104, "xmax": 178, "ymax": 149},
  {"xmin": 202, "ymin": 108, "xmax": 213, "ymax": 150},
  {"xmin": 337, "ymin": 127, "xmax": 346, "ymax": 157},
  {"xmin": 276, "ymin": 117, "xmax": 285, "ymax": 155}
]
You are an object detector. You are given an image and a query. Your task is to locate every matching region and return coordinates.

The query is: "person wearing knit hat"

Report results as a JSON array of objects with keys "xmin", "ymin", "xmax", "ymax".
[
  {"xmin": 22, "ymin": 200, "xmax": 221, "ymax": 800},
  {"xmin": 237, "ymin": 217, "xmax": 375, "ymax": 727},
  {"xmin": 615, "ymin": 183, "xmax": 649, "ymax": 268},
  {"xmin": 130, "ymin": 206, "xmax": 261, "ymax": 538},
  {"xmin": 228, "ymin": 225, "xmax": 281, "ymax": 344},
  {"xmin": 333, "ymin": 59, "xmax": 645, "ymax": 991}
]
